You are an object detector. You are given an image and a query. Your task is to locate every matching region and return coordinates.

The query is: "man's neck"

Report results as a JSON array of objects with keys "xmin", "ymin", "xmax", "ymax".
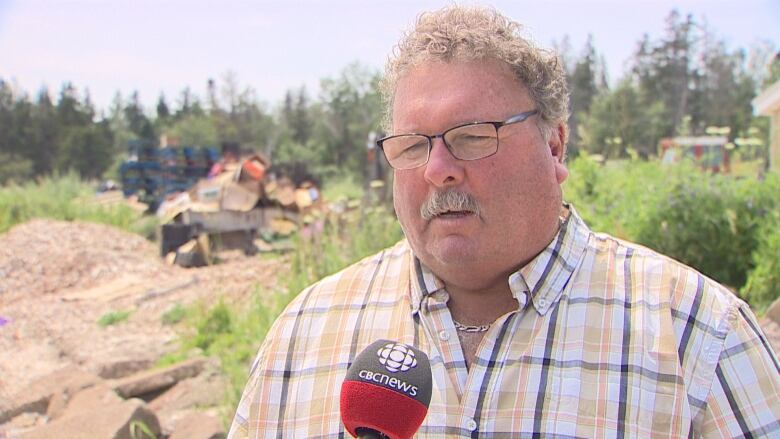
[
  {"xmin": 444, "ymin": 281, "xmax": 517, "ymax": 371},
  {"xmin": 445, "ymin": 281, "xmax": 518, "ymax": 326}
]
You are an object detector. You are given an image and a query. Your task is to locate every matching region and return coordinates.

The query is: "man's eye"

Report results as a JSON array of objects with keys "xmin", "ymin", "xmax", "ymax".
[{"xmin": 400, "ymin": 142, "xmax": 427, "ymax": 158}]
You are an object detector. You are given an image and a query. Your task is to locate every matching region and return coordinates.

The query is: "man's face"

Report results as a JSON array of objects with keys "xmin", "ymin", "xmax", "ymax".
[{"xmin": 391, "ymin": 59, "xmax": 568, "ymax": 292}]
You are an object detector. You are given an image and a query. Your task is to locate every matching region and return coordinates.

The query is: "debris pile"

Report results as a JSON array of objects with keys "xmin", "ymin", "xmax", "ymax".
[
  {"xmin": 156, "ymin": 153, "xmax": 324, "ymax": 267},
  {"xmin": 0, "ymin": 219, "xmax": 170, "ymax": 302}
]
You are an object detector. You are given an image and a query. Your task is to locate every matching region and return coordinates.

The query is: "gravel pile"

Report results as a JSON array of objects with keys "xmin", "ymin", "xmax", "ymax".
[{"xmin": 0, "ymin": 219, "xmax": 169, "ymax": 303}]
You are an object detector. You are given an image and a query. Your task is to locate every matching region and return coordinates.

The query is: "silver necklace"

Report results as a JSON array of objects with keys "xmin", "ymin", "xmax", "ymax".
[{"xmin": 453, "ymin": 320, "xmax": 491, "ymax": 333}]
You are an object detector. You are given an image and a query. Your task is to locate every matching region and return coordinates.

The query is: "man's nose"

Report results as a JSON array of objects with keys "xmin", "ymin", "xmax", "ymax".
[{"xmin": 423, "ymin": 137, "xmax": 465, "ymax": 187}]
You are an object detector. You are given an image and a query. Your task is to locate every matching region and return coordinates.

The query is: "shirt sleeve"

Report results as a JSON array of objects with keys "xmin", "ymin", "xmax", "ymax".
[{"xmin": 699, "ymin": 303, "xmax": 780, "ymax": 437}]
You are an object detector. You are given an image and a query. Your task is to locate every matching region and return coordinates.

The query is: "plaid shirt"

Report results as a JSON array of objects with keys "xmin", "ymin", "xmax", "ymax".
[{"xmin": 229, "ymin": 207, "xmax": 780, "ymax": 438}]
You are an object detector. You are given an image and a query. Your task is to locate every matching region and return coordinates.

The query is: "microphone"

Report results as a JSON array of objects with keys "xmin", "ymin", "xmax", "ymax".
[{"xmin": 340, "ymin": 340, "xmax": 433, "ymax": 439}]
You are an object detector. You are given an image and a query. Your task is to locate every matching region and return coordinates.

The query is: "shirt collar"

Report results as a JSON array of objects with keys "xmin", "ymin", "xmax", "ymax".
[
  {"xmin": 408, "ymin": 204, "xmax": 590, "ymax": 316},
  {"xmin": 515, "ymin": 205, "xmax": 589, "ymax": 314}
]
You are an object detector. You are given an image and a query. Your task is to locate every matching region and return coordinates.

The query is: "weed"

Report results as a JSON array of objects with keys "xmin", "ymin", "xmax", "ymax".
[
  {"xmin": 129, "ymin": 419, "xmax": 157, "ymax": 439},
  {"xmin": 161, "ymin": 303, "xmax": 188, "ymax": 325},
  {"xmin": 98, "ymin": 310, "xmax": 131, "ymax": 327}
]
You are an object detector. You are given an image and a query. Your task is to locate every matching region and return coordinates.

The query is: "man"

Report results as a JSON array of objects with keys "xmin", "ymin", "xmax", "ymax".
[{"xmin": 229, "ymin": 6, "xmax": 780, "ymax": 438}]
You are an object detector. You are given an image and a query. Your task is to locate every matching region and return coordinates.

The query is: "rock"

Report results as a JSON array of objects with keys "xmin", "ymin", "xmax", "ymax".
[
  {"xmin": 112, "ymin": 357, "xmax": 206, "ymax": 399},
  {"xmin": 0, "ymin": 412, "xmax": 47, "ymax": 438},
  {"xmin": 169, "ymin": 411, "xmax": 225, "ymax": 439},
  {"xmin": 96, "ymin": 358, "xmax": 155, "ymax": 380},
  {"xmin": 58, "ymin": 383, "xmax": 123, "ymax": 419},
  {"xmin": 21, "ymin": 398, "xmax": 160, "ymax": 439},
  {"xmin": 765, "ymin": 297, "xmax": 780, "ymax": 325},
  {"xmin": 149, "ymin": 370, "xmax": 227, "ymax": 435},
  {"xmin": 148, "ymin": 369, "xmax": 226, "ymax": 412},
  {"xmin": 0, "ymin": 366, "xmax": 100, "ymax": 424}
]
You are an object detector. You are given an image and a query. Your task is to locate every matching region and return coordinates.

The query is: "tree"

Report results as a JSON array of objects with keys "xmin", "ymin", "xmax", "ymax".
[
  {"xmin": 124, "ymin": 91, "xmax": 155, "ymax": 142},
  {"xmin": 631, "ymin": 10, "xmax": 696, "ymax": 136},
  {"xmin": 281, "ymin": 86, "xmax": 312, "ymax": 146},
  {"xmin": 29, "ymin": 88, "xmax": 59, "ymax": 175},
  {"xmin": 568, "ymin": 35, "xmax": 605, "ymax": 156},
  {"xmin": 317, "ymin": 62, "xmax": 383, "ymax": 179},
  {"xmin": 156, "ymin": 94, "xmax": 171, "ymax": 121},
  {"xmin": 578, "ymin": 79, "xmax": 668, "ymax": 159},
  {"xmin": 691, "ymin": 41, "xmax": 756, "ymax": 139},
  {"xmin": 168, "ymin": 112, "xmax": 219, "ymax": 146}
]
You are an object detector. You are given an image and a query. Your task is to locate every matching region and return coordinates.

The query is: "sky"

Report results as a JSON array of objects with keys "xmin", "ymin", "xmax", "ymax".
[{"xmin": 1, "ymin": 0, "xmax": 778, "ymax": 114}]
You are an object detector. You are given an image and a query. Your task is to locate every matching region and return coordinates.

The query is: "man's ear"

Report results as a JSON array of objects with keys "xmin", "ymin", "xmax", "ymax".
[{"xmin": 549, "ymin": 123, "xmax": 568, "ymax": 184}]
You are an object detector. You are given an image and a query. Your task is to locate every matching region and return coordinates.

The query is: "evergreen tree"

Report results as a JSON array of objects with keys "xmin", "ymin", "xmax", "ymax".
[
  {"xmin": 156, "ymin": 94, "xmax": 171, "ymax": 121},
  {"xmin": 578, "ymin": 79, "xmax": 667, "ymax": 159},
  {"xmin": 632, "ymin": 10, "xmax": 696, "ymax": 135},
  {"xmin": 568, "ymin": 35, "xmax": 602, "ymax": 155},
  {"xmin": 29, "ymin": 88, "xmax": 58, "ymax": 175},
  {"xmin": 123, "ymin": 91, "xmax": 155, "ymax": 142}
]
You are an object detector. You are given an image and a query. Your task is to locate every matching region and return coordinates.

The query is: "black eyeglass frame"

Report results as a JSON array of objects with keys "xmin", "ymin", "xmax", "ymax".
[{"xmin": 376, "ymin": 109, "xmax": 539, "ymax": 170}]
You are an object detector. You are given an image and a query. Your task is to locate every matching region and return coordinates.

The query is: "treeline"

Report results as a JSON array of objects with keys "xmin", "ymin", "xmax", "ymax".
[
  {"xmin": 1, "ymin": 10, "xmax": 779, "ymax": 186},
  {"xmin": 561, "ymin": 10, "xmax": 780, "ymax": 159},
  {"xmin": 0, "ymin": 63, "xmax": 382, "ymax": 185}
]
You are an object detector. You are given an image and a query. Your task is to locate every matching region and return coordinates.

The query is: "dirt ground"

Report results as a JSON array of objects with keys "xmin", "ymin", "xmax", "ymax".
[
  {"xmin": 0, "ymin": 219, "xmax": 287, "ymax": 412},
  {"xmin": 1, "ymin": 219, "xmax": 778, "ymax": 415}
]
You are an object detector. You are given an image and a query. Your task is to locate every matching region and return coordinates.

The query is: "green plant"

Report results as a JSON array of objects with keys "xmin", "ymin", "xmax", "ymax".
[
  {"xmin": 0, "ymin": 172, "xmax": 152, "ymax": 237},
  {"xmin": 194, "ymin": 300, "xmax": 233, "ymax": 351},
  {"xmin": 98, "ymin": 310, "xmax": 132, "ymax": 327},
  {"xmin": 741, "ymin": 211, "xmax": 780, "ymax": 312},
  {"xmin": 129, "ymin": 419, "xmax": 157, "ymax": 439},
  {"xmin": 565, "ymin": 156, "xmax": 779, "ymax": 298},
  {"xmin": 161, "ymin": 303, "xmax": 188, "ymax": 325},
  {"xmin": 286, "ymin": 204, "xmax": 403, "ymax": 296},
  {"xmin": 633, "ymin": 171, "xmax": 778, "ymax": 291},
  {"xmin": 321, "ymin": 174, "xmax": 364, "ymax": 202}
]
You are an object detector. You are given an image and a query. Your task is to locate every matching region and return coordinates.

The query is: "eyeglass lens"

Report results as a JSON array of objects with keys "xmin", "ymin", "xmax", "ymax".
[{"xmin": 383, "ymin": 123, "xmax": 499, "ymax": 169}]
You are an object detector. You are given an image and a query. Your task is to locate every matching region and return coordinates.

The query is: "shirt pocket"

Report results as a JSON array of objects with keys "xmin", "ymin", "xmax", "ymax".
[{"xmin": 548, "ymin": 367, "xmax": 689, "ymax": 438}]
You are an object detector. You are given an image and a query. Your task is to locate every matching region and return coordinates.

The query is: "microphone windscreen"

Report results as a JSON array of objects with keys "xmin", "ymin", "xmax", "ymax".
[{"xmin": 340, "ymin": 340, "xmax": 432, "ymax": 439}]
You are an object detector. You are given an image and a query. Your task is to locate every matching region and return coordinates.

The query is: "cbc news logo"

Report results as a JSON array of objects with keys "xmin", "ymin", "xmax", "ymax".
[{"xmin": 377, "ymin": 342, "xmax": 417, "ymax": 373}]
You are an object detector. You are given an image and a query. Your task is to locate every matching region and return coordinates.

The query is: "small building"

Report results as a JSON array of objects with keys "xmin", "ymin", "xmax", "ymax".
[{"xmin": 752, "ymin": 80, "xmax": 780, "ymax": 173}]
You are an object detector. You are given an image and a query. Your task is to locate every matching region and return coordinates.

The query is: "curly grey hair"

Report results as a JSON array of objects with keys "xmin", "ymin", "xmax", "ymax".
[{"xmin": 381, "ymin": 5, "xmax": 569, "ymax": 144}]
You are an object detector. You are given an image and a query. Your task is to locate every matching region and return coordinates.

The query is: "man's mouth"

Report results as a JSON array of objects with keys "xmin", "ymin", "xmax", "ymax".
[{"xmin": 435, "ymin": 209, "xmax": 473, "ymax": 218}]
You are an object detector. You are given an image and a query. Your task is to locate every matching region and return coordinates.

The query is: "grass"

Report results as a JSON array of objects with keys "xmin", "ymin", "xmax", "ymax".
[
  {"xmin": 97, "ymin": 310, "xmax": 132, "ymax": 327},
  {"xmin": 161, "ymin": 303, "xmax": 188, "ymax": 325},
  {"xmin": 321, "ymin": 174, "xmax": 364, "ymax": 202},
  {"xmin": 0, "ymin": 172, "xmax": 155, "ymax": 237}
]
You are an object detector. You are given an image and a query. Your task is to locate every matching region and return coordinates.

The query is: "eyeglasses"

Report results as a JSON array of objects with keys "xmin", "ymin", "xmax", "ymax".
[{"xmin": 377, "ymin": 109, "xmax": 539, "ymax": 170}]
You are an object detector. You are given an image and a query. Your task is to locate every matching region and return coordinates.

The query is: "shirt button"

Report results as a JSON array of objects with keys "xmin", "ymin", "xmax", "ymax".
[
  {"xmin": 438, "ymin": 330, "xmax": 450, "ymax": 341},
  {"xmin": 538, "ymin": 298, "xmax": 547, "ymax": 308},
  {"xmin": 466, "ymin": 418, "xmax": 478, "ymax": 431}
]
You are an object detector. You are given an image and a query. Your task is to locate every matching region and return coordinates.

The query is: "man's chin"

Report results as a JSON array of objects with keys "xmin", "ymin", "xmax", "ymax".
[{"xmin": 424, "ymin": 236, "xmax": 479, "ymax": 267}]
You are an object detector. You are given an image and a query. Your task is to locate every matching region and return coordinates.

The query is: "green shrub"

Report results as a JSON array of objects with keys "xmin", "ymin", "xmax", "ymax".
[
  {"xmin": 563, "ymin": 153, "xmax": 672, "ymax": 239},
  {"xmin": 633, "ymin": 172, "xmax": 779, "ymax": 290},
  {"xmin": 741, "ymin": 211, "xmax": 780, "ymax": 312},
  {"xmin": 565, "ymin": 155, "xmax": 779, "ymax": 298}
]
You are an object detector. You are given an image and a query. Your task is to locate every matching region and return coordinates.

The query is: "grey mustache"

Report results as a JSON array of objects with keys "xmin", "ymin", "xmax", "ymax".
[{"xmin": 420, "ymin": 190, "xmax": 480, "ymax": 221}]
